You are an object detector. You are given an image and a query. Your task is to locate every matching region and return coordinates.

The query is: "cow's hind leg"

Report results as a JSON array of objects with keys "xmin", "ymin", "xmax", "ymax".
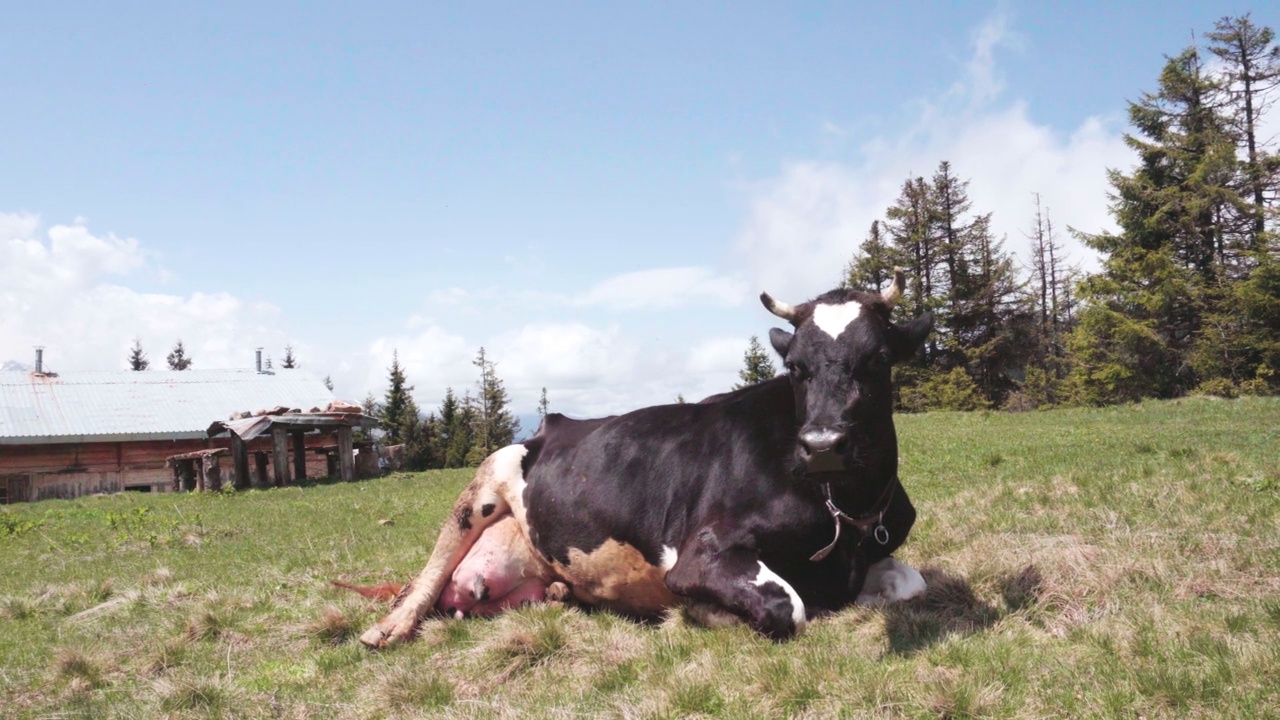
[
  {"xmin": 359, "ymin": 444, "xmax": 529, "ymax": 647},
  {"xmin": 665, "ymin": 523, "xmax": 808, "ymax": 640}
]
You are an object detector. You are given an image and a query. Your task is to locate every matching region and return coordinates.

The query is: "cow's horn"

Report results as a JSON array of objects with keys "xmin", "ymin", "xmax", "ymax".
[
  {"xmin": 760, "ymin": 292, "xmax": 799, "ymax": 323},
  {"xmin": 881, "ymin": 268, "xmax": 905, "ymax": 308}
]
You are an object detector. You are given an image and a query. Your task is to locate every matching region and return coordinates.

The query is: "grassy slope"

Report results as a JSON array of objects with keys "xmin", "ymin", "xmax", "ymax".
[{"xmin": 1, "ymin": 397, "xmax": 1277, "ymax": 719}]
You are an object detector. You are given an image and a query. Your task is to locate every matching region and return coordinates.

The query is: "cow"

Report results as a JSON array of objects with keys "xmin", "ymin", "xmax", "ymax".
[{"xmin": 358, "ymin": 271, "xmax": 933, "ymax": 646}]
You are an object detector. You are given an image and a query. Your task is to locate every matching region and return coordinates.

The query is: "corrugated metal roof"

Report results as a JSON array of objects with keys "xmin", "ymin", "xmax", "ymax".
[{"xmin": 0, "ymin": 369, "xmax": 337, "ymax": 444}]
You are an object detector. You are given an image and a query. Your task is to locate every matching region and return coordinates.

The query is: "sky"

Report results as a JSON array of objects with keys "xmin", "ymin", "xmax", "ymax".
[{"xmin": 3, "ymin": 2, "xmax": 1277, "ymax": 424}]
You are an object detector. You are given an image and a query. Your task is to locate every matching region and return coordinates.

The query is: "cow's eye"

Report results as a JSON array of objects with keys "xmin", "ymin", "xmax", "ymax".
[{"xmin": 786, "ymin": 361, "xmax": 809, "ymax": 380}]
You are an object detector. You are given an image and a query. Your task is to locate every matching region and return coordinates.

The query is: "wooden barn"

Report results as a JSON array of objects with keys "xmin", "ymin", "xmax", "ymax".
[{"xmin": 0, "ymin": 357, "xmax": 353, "ymax": 503}]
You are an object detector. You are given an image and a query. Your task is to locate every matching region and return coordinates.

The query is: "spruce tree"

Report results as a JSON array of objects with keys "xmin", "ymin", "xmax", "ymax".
[
  {"xmin": 452, "ymin": 391, "xmax": 480, "ymax": 467},
  {"xmin": 323, "ymin": 375, "xmax": 334, "ymax": 392},
  {"xmin": 537, "ymin": 387, "xmax": 550, "ymax": 417},
  {"xmin": 167, "ymin": 340, "xmax": 193, "ymax": 371},
  {"xmin": 734, "ymin": 335, "xmax": 778, "ymax": 389},
  {"xmin": 1206, "ymin": 14, "xmax": 1280, "ymax": 254},
  {"xmin": 282, "ymin": 344, "xmax": 297, "ymax": 369},
  {"xmin": 466, "ymin": 347, "xmax": 520, "ymax": 465},
  {"xmin": 378, "ymin": 350, "xmax": 420, "ymax": 445},
  {"xmin": 844, "ymin": 220, "xmax": 898, "ymax": 292},
  {"xmin": 1068, "ymin": 46, "xmax": 1247, "ymax": 403},
  {"xmin": 128, "ymin": 338, "xmax": 149, "ymax": 371}
]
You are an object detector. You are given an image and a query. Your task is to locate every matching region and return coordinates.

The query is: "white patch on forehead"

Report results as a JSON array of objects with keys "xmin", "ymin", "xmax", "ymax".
[{"xmin": 812, "ymin": 301, "xmax": 863, "ymax": 339}]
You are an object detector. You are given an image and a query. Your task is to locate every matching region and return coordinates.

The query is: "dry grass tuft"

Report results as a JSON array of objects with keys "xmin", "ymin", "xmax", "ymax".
[
  {"xmin": 303, "ymin": 605, "xmax": 355, "ymax": 645},
  {"xmin": 183, "ymin": 608, "xmax": 226, "ymax": 642},
  {"xmin": 153, "ymin": 674, "xmax": 235, "ymax": 714},
  {"xmin": 51, "ymin": 648, "xmax": 104, "ymax": 689},
  {"xmin": 0, "ymin": 594, "xmax": 38, "ymax": 620},
  {"xmin": 365, "ymin": 665, "xmax": 456, "ymax": 715},
  {"xmin": 141, "ymin": 567, "xmax": 173, "ymax": 587},
  {"xmin": 138, "ymin": 639, "xmax": 189, "ymax": 677}
]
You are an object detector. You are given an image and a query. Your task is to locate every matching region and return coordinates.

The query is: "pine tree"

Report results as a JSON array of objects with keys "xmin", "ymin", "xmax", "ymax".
[
  {"xmin": 323, "ymin": 375, "xmax": 334, "ymax": 392},
  {"xmin": 167, "ymin": 340, "xmax": 192, "ymax": 371},
  {"xmin": 466, "ymin": 348, "xmax": 521, "ymax": 465},
  {"xmin": 1206, "ymin": 14, "xmax": 1280, "ymax": 254},
  {"xmin": 378, "ymin": 350, "xmax": 420, "ymax": 445},
  {"xmin": 452, "ymin": 391, "xmax": 480, "ymax": 467},
  {"xmin": 434, "ymin": 388, "xmax": 474, "ymax": 468},
  {"xmin": 734, "ymin": 335, "xmax": 778, "ymax": 389},
  {"xmin": 844, "ymin": 220, "xmax": 898, "ymax": 292},
  {"xmin": 884, "ymin": 176, "xmax": 941, "ymax": 328},
  {"xmin": 282, "ymin": 344, "xmax": 297, "ymax": 369},
  {"xmin": 1067, "ymin": 46, "xmax": 1247, "ymax": 403},
  {"xmin": 537, "ymin": 387, "xmax": 550, "ymax": 417},
  {"xmin": 128, "ymin": 337, "xmax": 149, "ymax": 371},
  {"xmin": 1017, "ymin": 194, "xmax": 1078, "ymax": 406}
]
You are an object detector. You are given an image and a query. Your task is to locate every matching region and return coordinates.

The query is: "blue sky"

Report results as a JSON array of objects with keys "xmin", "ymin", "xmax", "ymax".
[{"xmin": 3, "ymin": 2, "xmax": 1276, "ymax": 420}]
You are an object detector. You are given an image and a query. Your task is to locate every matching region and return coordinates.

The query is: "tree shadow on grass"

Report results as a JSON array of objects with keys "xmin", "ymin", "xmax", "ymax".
[{"xmin": 882, "ymin": 565, "xmax": 1044, "ymax": 656}]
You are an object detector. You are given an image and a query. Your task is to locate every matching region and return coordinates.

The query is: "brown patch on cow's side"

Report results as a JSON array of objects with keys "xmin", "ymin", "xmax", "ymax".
[
  {"xmin": 456, "ymin": 506, "xmax": 474, "ymax": 531},
  {"xmin": 553, "ymin": 539, "xmax": 678, "ymax": 616},
  {"xmin": 331, "ymin": 581, "xmax": 404, "ymax": 603},
  {"xmin": 481, "ymin": 503, "xmax": 496, "ymax": 518}
]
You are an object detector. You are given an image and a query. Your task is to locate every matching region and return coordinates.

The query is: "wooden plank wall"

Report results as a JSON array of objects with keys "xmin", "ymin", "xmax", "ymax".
[{"xmin": 0, "ymin": 435, "xmax": 347, "ymax": 502}]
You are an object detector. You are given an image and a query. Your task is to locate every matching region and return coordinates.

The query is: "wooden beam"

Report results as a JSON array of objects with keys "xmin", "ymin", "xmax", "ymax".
[
  {"xmin": 231, "ymin": 434, "xmax": 251, "ymax": 491},
  {"xmin": 337, "ymin": 427, "xmax": 354, "ymax": 482},
  {"xmin": 292, "ymin": 431, "xmax": 307, "ymax": 482},
  {"xmin": 272, "ymin": 427, "xmax": 291, "ymax": 487},
  {"xmin": 195, "ymin": 459, "xmax": 205, "ymax": 493}
]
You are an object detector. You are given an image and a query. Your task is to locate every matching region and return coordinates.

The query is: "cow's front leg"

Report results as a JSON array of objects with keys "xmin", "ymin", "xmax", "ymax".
[
  {"xmin": 359, "ymin": 445, "xmax": 527, "ymax": 648},
  {"xmin": 665, "ymin": 524, "xmax": 807, "ymax": 640}
]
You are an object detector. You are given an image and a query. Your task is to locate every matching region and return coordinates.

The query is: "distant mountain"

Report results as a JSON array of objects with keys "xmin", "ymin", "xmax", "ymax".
[{"xmin": 1, "ymin": 360, "xmax": 31, "ymax": 372}]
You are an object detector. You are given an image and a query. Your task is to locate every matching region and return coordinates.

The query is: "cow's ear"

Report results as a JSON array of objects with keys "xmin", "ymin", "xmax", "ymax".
[
  {"xmin": 888, "ymin": 313, "xmax": 933, "ymax": 364},
  {"xmin": 768, "ymin": 327, "xmax": 793, "ymax": 357}
]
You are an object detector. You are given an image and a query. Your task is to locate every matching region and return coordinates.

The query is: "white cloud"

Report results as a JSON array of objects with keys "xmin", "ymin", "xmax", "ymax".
[
  {"xmin": 734, "ymin": 11, "xmax": 1133, "ymax": 305},
  {"xmin": 574, "ymin": 266, "xmax": 749, "ymax": 310},
  {"xmin": 0, "ymin": 213, "xmax": 291, "ymax": 373}
]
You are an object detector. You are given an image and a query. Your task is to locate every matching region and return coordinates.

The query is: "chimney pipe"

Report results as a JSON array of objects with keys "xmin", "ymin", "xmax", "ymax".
[
  {"xmin": 255, "ymin": 348, "xmax": 263, "ymax": 373},
  {"xmin": 35, "ymin": 347, "xmax": 44, "ymax": 374}
]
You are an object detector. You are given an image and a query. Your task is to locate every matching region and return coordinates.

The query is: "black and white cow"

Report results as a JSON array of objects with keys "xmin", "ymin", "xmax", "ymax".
[{"xmin": 359, "ymin": 272, "xmax": 933, "ymax": 645}]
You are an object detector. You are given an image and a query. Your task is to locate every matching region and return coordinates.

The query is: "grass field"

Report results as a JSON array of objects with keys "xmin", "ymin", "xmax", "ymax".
[{"xmin": 2, "ymin": 397, "xmax": 1278, "ymax": 719}]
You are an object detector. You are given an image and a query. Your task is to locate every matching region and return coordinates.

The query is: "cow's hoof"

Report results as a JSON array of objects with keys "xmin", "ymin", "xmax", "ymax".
[
  {"xmin": 358, "ymin": 622, "xmax": 412, "ymax": 648},
  {"xmin": 856, "ymin": 558, "xmax": 926, "ymax": 606},
  {"xmin": 545, "ymin": 581, "xmax": 569, "ymax": 603}
]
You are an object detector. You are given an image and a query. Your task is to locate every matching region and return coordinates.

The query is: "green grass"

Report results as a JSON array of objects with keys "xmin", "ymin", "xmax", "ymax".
[{"xmin": 1, "ymin": 396, "xmax": 1278, "ymax": 718}]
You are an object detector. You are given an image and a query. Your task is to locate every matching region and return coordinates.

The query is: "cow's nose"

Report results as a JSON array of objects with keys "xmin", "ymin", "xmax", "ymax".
[{"xmin": 799, "ymin": 428, "xmax": 846, "ymax": 455}]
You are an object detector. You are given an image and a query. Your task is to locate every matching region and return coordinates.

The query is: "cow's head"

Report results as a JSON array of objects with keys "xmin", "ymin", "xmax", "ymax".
[{"xmin": 761, "ymin": 271, "xmax": 932, "ymax": 473}]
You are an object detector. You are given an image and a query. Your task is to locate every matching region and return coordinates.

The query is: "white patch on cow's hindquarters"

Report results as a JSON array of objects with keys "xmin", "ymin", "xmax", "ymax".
[
  {"xmin": 856, "ymin": 557, "xmax": 926, "ymax": 606},
  {"xmin": 751, "ymin": 561, "xmax": 807, "ymax": 633},
  {"xmin": 661, "ymin": 545, "xmax": 678, "ymax": 571},
  {"xmin": 813, "ymin": 301, "xmax": 863, "ymax": 339}
]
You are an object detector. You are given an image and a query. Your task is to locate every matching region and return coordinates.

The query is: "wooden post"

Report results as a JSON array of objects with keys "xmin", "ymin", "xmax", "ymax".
[
  {"xmin": 272, "ymin": 427, "xmax": 291, "ymax": 487},
  {"xmin": 292, "ymin": 431, "xmax": 307, "ymax": 483},
  {"xmin": 254, "ymin": 452, "xmax": 270, "ymax": 489},
  {"xmin": 203, "ymin": 455, "xmax": 222, "ymax": 492},
  {"xmin": 231, "ymin": 434, "xmax": 251, "ymax": 491},
  {"xmin": 337, "ymin": 427, "xmax": 355, "ymax": 482},
  {"xmin": 195, "ymin": 459, "xmax": 205, "ymax": 493},
  {"xmin": 171, "ymin": 463, "xmax": 181, "ymax": 493}
]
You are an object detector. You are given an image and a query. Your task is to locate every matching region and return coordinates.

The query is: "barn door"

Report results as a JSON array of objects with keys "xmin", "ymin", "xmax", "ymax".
[{"xmin": 2, "ymin": 475, "xmax": 33, "ymax": 504}]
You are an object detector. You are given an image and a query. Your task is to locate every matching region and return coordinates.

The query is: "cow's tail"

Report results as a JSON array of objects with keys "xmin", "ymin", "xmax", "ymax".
[
  {"xmin": 358, "ymin": 444, "xmax": 530, "ymax": 648},
  {"xmin": 330, "ymin": 580, "xmax": 404, "ymax": 602}
]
